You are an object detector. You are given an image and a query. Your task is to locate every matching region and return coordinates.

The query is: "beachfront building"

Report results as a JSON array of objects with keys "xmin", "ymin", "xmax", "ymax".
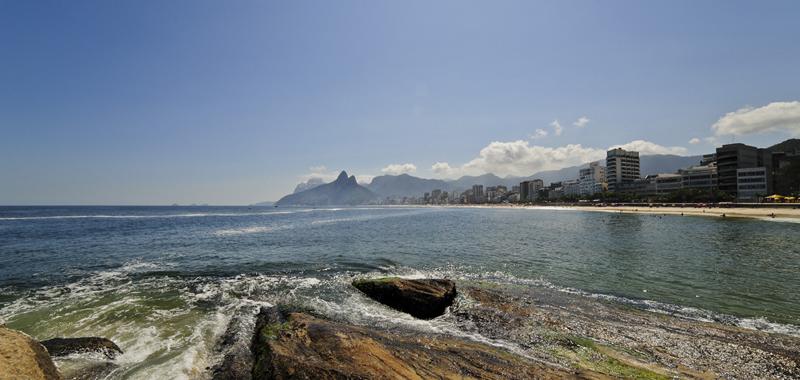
[
  {"xmin": 563, "ymin": 180, "xmax": 581, "ymax": 197},
  {"xmin": 678, "ymin": 164, "xmax": 718, "ymax": 190},
  {"xmin": 578, "ymin": 162, "xmax": 606, "ymax": 196},
  {"xmin": 471, "ymin": 185, "xmax": 484, "ymax": 203},
  {"xmin": 519, "ymin": 179, "xmax": 543, "ymax": 202},
  {"xmin": 606, "ymin": 148, "xmax": 640, "ymax": 193},
  {"xmin": 716, "ymin": 143, "xmax": 763, "ymax": 198},
  {"xmin": 737, "ymin": 167, "xmax": 768, "ymax": 201}
]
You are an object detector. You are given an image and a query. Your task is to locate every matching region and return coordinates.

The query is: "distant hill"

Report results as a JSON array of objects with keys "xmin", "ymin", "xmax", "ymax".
[
  {"xmin": 639, "ymin": 154, "xmax": 702, "ymax": 176},
  {"xmin": 276, "ymin": 171, "xmax": 377, "ymax": 206},
  {"xmin": 367, "ymin": 174, "xmax": 450, "ymax": 198},
  {"xmin": 251, "ymin": 201, "xmax": 274, "ymax": 206}
]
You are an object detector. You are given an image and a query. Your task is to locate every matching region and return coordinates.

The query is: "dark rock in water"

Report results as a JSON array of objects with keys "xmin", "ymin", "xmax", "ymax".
[
  {"xmin": 210, "ymin": 306, "xmax": 257, "ymax": 380},
  {"xmin": 352, "ymin": 277, "xmax": 456, "ymax": 319},
  {"xmin": 0, "ymin": 326, "xmax": 63, "ymax": 380},
  {"xmin": 251, "ymin": 306, "xmax": 596, "ymax": 379},
  {"xmin": 40, "ymin": 337, "xmax": 122, "ymax": 359}
]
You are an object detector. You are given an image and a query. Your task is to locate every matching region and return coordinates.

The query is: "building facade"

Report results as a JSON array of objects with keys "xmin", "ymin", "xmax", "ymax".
[
  {"xmin": 578, "ymin": 162, "xmax": 606, "ymax": 196},
  {"xmin": 519, "ymin": 179, "xmax": 543, "ymax": 202},
  {"xmin": 606, "ymin": 148, "xmax": 640, "ymax": 192},
  {"xmin": 715, "ymin": 143, "xmax": 762, "ymax": 197},
  {"xmin": 737, "ymin": 167, "xmax": 768, "ymax": 201}
]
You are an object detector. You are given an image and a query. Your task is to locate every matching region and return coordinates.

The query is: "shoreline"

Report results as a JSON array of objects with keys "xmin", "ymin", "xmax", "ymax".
[{"xmin": 436, "ymin": 203, "xmax": 800, "ymax": 221}]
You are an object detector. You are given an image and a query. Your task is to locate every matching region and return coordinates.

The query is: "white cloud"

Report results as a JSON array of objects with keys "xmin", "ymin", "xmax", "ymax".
[
  {"xmin": 688, "ymin": 137, "xmax": 701, "ymax": 145},
  {"xmin": 355, "ymin": 175, "xmax": 374, "ymax": 184},
  {"xmin": 299, "ymin": 165, "xmax": 338, "ymax": 182},
  {"xmin": 431, "ymin": 139, "xmax": 690, "ymax": 178},
  {"xmin": 610, "ymin": 140, "xmax": 688, "ymax": 155},
  {"xmin": 530, "ymin": 129, "xmax": 548, "ymax": 140},
  {"xmin": 712, "ymin": 101, "xmax": 800, "ymax": 136},
  {"xmin": 573, "ymin": 116, "xmax": 590, "ymax": 128},
  {"xmin": 380, "ymin": 163, "xmax": 417, "ymax": 175},
  {"xmin": 551, "ymin": 120, "xmax": 563, "ymax": 136},
  {"xmin": 431, "ymin": 140, "xmax": 605, "ymax": 178}
]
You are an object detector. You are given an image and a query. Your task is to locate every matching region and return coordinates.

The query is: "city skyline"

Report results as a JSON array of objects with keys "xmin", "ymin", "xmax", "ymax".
[{"xmin": 3, "ymin": 1, "xmax": 800, "ymax": 205}]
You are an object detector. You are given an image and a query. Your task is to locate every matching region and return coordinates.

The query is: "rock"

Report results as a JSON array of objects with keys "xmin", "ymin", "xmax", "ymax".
[
  {"xmin": 40, "ymin": 337, "xmax": 122, "ymax": 359},
  {"xmin": 352, "ymin": 277, "xmax": 456, "ymax": 319},
  {"xmin": 210, "ymin": 306, "xmax": 257, "ymax": 380},
  {"xmin": 251, "ymin": 306, "xmax": 599, "ymax": 380},
  {"xmin": 0, "ymin": 326, "xmax": 63, "ymax": 380}
]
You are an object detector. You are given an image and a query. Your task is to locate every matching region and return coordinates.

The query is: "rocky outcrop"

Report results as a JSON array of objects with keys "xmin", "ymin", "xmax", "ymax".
[
  {"xmin": 40, "ymin": 337, "xmax": 122, "ymax": 359},
  {"xmin": 250, "ymin": 306, "xmax": 599, "ymax": 379},
  {"xmin": 443, "ymin": 283, "xmax": 800, "ymax": 379},
  {"xmin": 0, "ymin": 326, "xmax": 63, "ymax": 380},
  {"xmin": 352, "ymin": 277, "xmax": 456, "ymax": 319}
]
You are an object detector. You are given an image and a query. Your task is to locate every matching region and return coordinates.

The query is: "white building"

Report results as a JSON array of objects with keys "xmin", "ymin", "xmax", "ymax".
[
  {"xmin": 579, "ymin": 162, "xmax": 606, "ymax": 196},
  {"xmin": 606, "ymin": 148, "xmax": 640, "ymax": 192}
]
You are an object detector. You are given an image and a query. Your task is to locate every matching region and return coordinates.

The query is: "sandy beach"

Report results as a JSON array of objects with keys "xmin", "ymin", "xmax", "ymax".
[
  {"xmin": 559, "ymin": 204, "xmax": 800, "ymax": 221},
  {"xmin": 446, "ymin": 203, "xmax": 800, "ymax": 221}
]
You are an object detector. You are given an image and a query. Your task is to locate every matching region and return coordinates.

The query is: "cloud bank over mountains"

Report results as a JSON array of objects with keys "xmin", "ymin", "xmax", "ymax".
[
  {"xmin": 429, "ymin": 139, "xmax": 689, "ymax": 179},
  {"xmin": 296, "ymin": 101, "xmax": 799, "ymax": 185},
  {"xmin": 381, "ymin": 163, "xmax": 417, "ymax": 175}
]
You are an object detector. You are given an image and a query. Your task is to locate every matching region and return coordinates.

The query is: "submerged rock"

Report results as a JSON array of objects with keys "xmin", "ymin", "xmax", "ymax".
[
  {"xmin": 0, "ymin": 326, "xmax": 63, "ymax": 380},
  {"xmin": 250, "ymin": 306, "xmax": 599, "ymax": 379},
  {"xmin": 40, "ymin": 337, "xmax": 122, "ymax": 359},
  {"xmin": 352, "ymin": 277, "xmax": 456, "ymax": 319}
]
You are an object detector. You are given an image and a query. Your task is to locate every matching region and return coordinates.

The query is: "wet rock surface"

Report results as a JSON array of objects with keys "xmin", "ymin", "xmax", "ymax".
[
  {"xmin": 0, "ymin": 325, "xmax": 63, "ymax": 380},
  {"xmin": 250, "ymin": 305, "xmax": 603, "ymax": 379},
  {"xmin": 40, "ymin": 337, "xmax": 123, "ymax": 359},
  {"xmin": 443, "ymin": 282, "xmax": 800, "ymax": 379},
  {"xmin": 352, "ymin": 277, "xmax": 456, "ymax": 319},
  {"xmin": 210, "ymin": 306, "xmax": 258, "ymax": 380}
]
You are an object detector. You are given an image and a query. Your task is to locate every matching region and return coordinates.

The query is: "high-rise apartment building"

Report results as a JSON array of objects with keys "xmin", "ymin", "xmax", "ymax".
[{"xmin": 606, "ymin": 148, "xmax": 640, "ymax": 192}]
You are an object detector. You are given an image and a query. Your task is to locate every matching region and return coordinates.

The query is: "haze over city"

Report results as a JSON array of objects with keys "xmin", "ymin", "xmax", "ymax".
[{"xmin": 2, "ymin": 0, "xmax": 799, "ymax": 205}]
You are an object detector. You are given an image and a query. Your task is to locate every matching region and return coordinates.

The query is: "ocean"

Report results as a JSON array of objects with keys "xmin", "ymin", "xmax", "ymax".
[{"xmin": 1, "ymin": 205, "xmax": 798, "ymax": 378}]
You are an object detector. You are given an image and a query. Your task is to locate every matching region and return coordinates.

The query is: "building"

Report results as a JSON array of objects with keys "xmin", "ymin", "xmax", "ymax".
[
  {"xmin": 519, "ymin": 179, "xmax": 543, "ymax": 202},
  {"xmin": 563, "ymin": 180, "xmax": 581, "ymax": 197},
  {"xmin": 715, "ymin": 143, "xmax": 763, "ymax": 197},
  {"xmin": 606, "ymin": 148, "xmax": 640, "ymax": 192},
  {"xmin": 701, "ymin": 153, "xmax": 717, "ymax": 166},
  {"xmin": 578, "ymin": 162, "xmax": 606, "ymax": 196},
  {"xmin": 737, "ymin": 167, "xmax": 768, "ymax": 201},
  {"xmin": 678, "ymin": 164, "xmax": 717, "ymax": 190},
  {"xmin": 471, "ymin": 185, "xmax": 484, "ymax": 203},
  {"xmin": 766, "ymin": 139, "xmax": 800, "ymax": 196}
]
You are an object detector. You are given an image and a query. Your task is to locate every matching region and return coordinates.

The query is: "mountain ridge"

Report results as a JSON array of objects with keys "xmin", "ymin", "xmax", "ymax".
[{"xmin": 276, "ymin": 171, "xmax": 377, "ymax": 206}]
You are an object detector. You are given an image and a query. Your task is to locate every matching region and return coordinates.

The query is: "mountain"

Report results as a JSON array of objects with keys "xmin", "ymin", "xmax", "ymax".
[
  {"xmin": 367, "ymin": 174, "xmax": 450, "ymax": 198},
  {"xmin": 276, "ymin": 171, "xmax": 377, "ymax": 206},
  {"xmin": 639, "ymin": 154, "xmax": 702, "ymax": 176}
]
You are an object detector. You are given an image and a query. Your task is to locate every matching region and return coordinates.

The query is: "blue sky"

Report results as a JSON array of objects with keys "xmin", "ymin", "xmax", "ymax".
[{"xmin": 2, "ymin": 0, "xmax": 799, "ymax": 205}]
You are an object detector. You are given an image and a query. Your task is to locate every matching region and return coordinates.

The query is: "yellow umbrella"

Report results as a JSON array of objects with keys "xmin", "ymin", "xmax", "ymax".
[{"xmin": 766, "ymin": 194, "xmax": 784, "ymax": 200}]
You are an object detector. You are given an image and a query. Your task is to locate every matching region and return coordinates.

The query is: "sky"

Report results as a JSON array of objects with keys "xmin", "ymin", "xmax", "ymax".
[{"xmin": 2, "ymin": 0, "xmax": 800, "ymax": 205}]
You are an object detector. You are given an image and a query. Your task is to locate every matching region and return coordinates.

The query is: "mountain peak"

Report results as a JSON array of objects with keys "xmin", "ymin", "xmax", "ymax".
[{"xmin": 335, "ymin": 171, "xmax": 349, "ymax": 182}]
